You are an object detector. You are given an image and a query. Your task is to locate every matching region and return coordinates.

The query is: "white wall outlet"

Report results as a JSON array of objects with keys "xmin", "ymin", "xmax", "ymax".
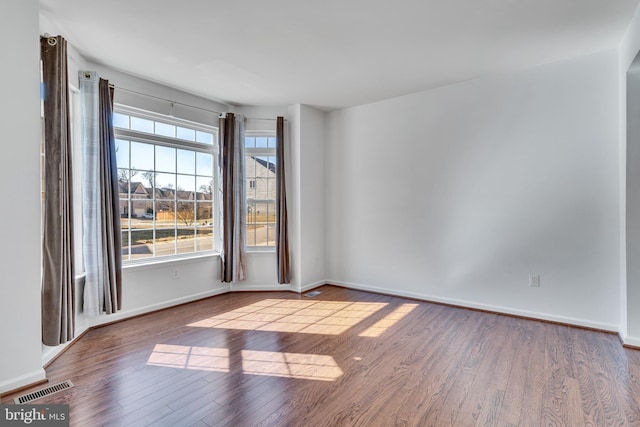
[
  {"xmin": 529, "ymin": 274, "xmax": 540, "ymax": 287},
  {"xmin": 172, "ymin": 268, "xmax": 180, "ymax": 279}
]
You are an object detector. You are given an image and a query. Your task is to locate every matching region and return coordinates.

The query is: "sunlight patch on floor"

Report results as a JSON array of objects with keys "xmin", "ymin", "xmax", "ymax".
[
  {"xmin": 146, "ymin": 344, "xmax": 343, "ymax": 381},
  {"xmin": 241, "ymin": 350, "xmax": 343, "ymax": 381},
  {"xmin": 147, "ymin": 344, "xmax": 230, "ymax": 372},
  {"xmin": 187, "ymin": 299, "xmax": 388, "ymax": 335},
  {"xmin": 358, "ymin": 303, "xmax": 419, "ymax": 337}
]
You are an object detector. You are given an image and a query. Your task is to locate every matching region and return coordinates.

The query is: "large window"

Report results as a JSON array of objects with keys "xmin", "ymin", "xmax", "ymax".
[
  {"xmin": 245, "ymin": 133, "xmax": 277, "ymax": 248},
  {"xmin": 114, "ymin": 106, "xmax": 218, "ymax": 262}
]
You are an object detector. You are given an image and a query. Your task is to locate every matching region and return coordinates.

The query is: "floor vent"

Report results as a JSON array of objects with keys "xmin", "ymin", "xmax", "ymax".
[
  {"xmin": 14, "ymin": 380, "xmax": 74, "ymax": 404},
  {"xmin": 304, "ymin": 291, "xmax": 322, "ymax": 298}
]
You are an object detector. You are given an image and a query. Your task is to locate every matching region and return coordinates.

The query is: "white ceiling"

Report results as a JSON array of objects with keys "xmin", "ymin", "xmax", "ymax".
[{"xmin": 39, "ymin": 0, "xmax": 640, "ymax": 111}]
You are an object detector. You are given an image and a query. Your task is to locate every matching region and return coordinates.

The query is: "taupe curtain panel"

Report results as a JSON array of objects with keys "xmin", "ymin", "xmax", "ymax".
[
  {"xmin": 79, "ymin": 72, "xmax": 122, "ymax": 316},
  {"xmin": 220, "ymin": 113, "xmax": 247, "ymax": 282},
  {"xmin": 99, "ymin": 79, "xmax": 123, "ymax": 313},
  {"xmin": 275, "ymin": 117, "xmax": 291, "ymax": 284},
  {"xmin": 41, "ymin": 35, "xmax": 75, "ymax": 346}
]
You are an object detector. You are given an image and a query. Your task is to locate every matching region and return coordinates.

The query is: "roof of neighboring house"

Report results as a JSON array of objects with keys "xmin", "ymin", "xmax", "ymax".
[
  {"xmin": 253, "ymin": 157, "xmax": 276, "ymax": 174},
  {"xmin": 119, "ymin": 180, "xmax": 148, "ymax": 195}
]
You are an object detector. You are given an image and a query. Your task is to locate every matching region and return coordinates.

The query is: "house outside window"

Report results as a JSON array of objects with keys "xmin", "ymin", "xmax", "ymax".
[
  {"xmin": 244, "ymin": 133, "xmax": 277, "ymax": 248},
  {"xmin": 113, "ymin": 106, "xmax": 218, "ymax": 262}
]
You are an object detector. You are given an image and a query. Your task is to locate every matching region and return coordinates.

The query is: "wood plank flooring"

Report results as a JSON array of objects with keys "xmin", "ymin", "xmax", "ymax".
[{"xmin": 2, "ymin": 285, "xmax": 639, "ymax": 426}]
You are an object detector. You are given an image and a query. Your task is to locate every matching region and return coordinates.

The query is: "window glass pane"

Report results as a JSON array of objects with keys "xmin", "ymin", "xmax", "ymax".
[
  {"xmin": 196, "ymin": 201, "xmax": 213, "ymax": 225},
  {"xmin": 256, "ymin": 137, "xmax": 268, "ymax": 148},
  {"xmin": 176, "ymin": 201, "xmax": 195, "ymax": 227},
  {"xmin": 196, "ymin": 227, "xmax": 213, "ymax": 251},
  {"xmin": 177, "ymin": 229, "xmax": 195, "ymax": 254},
  {"xmin": 130, "ymin": 116, "xmax": 154, "ymax": 133},
  {"xmin": 155, "ymin": 146, "xmax": 176, "ymax": 173},
  {"xmin": 131, "ymin": 199, "xmax": 154, "ymax": 226},
  {"xmin": 245, "ymin": 137, "xmax": 255, "ymax": 148},
  {"xmin": 130, "ymin": 142, "xmax": 154, "ymax": 171},
  {"xmin": 177, "ymin": 126, "xmax": 195, "ymax": 141},
  {"xmin": 155, "ymin": 201, "xmax": 175, "ymax": 228},
  {"xmin": 117, "ymin": 171, "xmax": 130, "ymax": 196},
  {"xmin": 154, "ymin": 121, "xmax": 175, "ymax": 138},
  {"xmin": 196, "ymin": 130, "xmax": 213, "ymax": 145},
  {"xmin": 155, "ymin": 227, "xmax": 176, "ymax": 257},
  {"xmin": 115, "ymin": 139, "xmax": 129, "ymax": 168},
  {"xmin": 177, "ymin": 149, "xmax": 195, "ymax": 174},
  {"xmin": 121, "ymin": 230, "xmax": 130, "ymax": 261},
  {"xmin": 246, "ymin": 199, "xmax": 257, "ymax": 247},
  {"xmin": 113, "ymin": 113, "xmax": 130, "ymax": 129},
  {"xmin": 196, "ymin": 177, "xmax": 213, "ymax": 200},
  {"xmin": 196, "ymin": 152, "xmax": 213, "ymax": 176},
  {"xmin": 155, "ymin": 173, "xmax": 176, "ymax": 199},
  {"xmin": 130, "ymin": 230, "xmax": 154, "ymax": 260},
  {"xmin": 177, "ymin": 175, "xmax": 195, "ymax": 198},
  {"xmin": 268, "ymin": 137, "xmax": 277, "ymax": 148},
  {"xmin": 265, "ymin": 224, "xmax": 276, "ymax": 247},
  {"xmin": 119, "ymin": 197, "xmax": 130, "ymax": 219}
]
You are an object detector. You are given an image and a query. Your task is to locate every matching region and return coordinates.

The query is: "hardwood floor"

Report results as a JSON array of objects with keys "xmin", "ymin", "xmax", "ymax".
[{"xmin": 2, "ymin": 285, "xmax": 640, "ymax": 426}]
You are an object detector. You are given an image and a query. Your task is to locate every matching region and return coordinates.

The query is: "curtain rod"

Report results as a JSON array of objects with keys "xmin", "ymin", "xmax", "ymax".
[
  {"xmin": 114, "ymin": 86, "xmax": 222, "ymax": 115},
  {"xmin": 114, "ymin": 86, "xmax": 286, "ymax": 121}
]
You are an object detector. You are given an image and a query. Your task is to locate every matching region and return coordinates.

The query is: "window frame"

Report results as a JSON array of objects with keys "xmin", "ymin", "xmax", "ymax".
[{"xmin": 114, "ymin": 104, "xmax": 220, "ymax": 265}]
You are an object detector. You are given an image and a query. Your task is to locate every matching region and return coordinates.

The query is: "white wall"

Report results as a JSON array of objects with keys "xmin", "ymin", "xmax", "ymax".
[
  {"xmin": 299, "ymin": 105, "xmax": 326, "ymax": 289},
  {"xmin": 0, "ymin": 0, "xmax": 46, "ymax": 393},
  {"xmin": 287, "ymin": 105, "xmax": 327, "ymax": 292},
  {"xmin": 620, "ymin": 3, "xmax": 640, "ymax": 346},
  {"xmin": 326, "ymin": 50, "xmax": 621, "ymax": 330}
]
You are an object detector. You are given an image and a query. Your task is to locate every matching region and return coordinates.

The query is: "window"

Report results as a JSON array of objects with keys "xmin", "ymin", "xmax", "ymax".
[
  {"xmin": 114, "ymin": 106, "xmax": 218, "ymax": 262},
  {"xmin": 244, "ymin": 134, "xmax": 277, "ymax": 248}
]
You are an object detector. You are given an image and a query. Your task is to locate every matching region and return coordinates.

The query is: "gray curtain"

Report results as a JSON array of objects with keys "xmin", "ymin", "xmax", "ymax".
[
  {"xmin": 41, "ymin": 35, "xmax": 75, "ymax": 346},
  {"xmin": 80, "ymin": 71, "xmax": 122, "ymax": 316},
  {"xmin": 275, "ymin": 117, "xmax": 291, "ymax": 284},
  {"xmin": 219, "ymin": 113, "xmax": 247, "ymax": 282},
  {"xmin": 99, "ymin": 79, "xmax": 122, "ymax": 313}
]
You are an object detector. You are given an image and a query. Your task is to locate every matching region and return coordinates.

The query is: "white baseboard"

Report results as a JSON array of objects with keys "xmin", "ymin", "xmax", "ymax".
[
  {"xmin": 0, "ymin": 368, "xmax": 46, "ymax": 395},
  {"xmin": 229, "ymin": 283, "xmax": 294, "ymax": 292},
  {"xmin": 327, "ymin": 279, "xmax": 619, "ymax": 333},
  {"xmin": 298, "ymin": 280, "xmax": 326, "ymax": 293},
  {"xmin": 88, "ymin": 286, "xmax": 232, "ymax": 327},
  {"xmin": 228, "ymin": 280, "xmax": 324, "ymax": 294},
  {"xmin": 623, "ymin": 335, "xmax": 640, "ymax": 347}
]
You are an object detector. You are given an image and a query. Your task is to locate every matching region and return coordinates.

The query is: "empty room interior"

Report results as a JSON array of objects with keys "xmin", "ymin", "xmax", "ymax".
[{"xmin": 3, "ymin": 0, "xmax": 640, "ymax": 425}]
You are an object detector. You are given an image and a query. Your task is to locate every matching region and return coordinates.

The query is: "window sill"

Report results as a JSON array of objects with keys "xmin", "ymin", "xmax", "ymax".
[
  {"xmin": 122, "ymin": 252, "xmax": 219, "ymax": 273},
  {"xmin": 246, "ymin": 247, "xmax": 276, "ymax": 254}
]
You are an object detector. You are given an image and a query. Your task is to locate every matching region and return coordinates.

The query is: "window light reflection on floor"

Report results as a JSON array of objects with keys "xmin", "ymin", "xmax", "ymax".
[
  {"xmin": 147, "ymin": 344, "xmax": 230, "ymax": 372},
  {"xmin": 146, "ymin": 344, "xmax": 343, "ymax": 381},
  {"xmin": 358, "ymin": 303, "xmax": 419, "ymax": 337},
  {"xmin": 241, "ymin": 350, "xmax": 343, "ymax": 381},
  {"xmin": 187, "ymin": 299, "xmax": 388, "ymax": 335}
]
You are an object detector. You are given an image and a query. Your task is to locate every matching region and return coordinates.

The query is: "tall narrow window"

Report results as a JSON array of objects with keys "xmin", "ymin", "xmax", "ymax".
[
  {"xmin": 244, "ymin": 133, "xmax": 277, "ymax": 248},
  {"xmin": 113, "ymin": 106, "xmax": 218, "ymax": 262}
]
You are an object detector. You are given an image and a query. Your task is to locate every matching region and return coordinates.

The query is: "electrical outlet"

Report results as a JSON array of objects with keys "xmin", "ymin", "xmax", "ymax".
[
  {"xmin": 172, "ymin": 268, "xmax": 180, "ymax": 279},
  {"xmin": 529, "ymin": 274, "xmax": 540, "ymax": 287}
]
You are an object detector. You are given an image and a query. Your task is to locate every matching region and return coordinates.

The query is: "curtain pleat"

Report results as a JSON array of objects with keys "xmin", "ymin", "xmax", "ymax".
[
  {"xmin": 275, "ymin": 117, "xmax": 291, "ymax": 284},
  {"xmin": 41, "ymin": 35, "xmax": 75, "ymax": 346},
  {"xmin": 99, "ymin": 79, "xmax": 122, "ymax": 313},
  {"xmin": 79, "ymin": 72, "xmax": 122, "ymax": 315},
  {"xmin": 220, "ymin": 113, "xmax": 247, "ymax": 282}
]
